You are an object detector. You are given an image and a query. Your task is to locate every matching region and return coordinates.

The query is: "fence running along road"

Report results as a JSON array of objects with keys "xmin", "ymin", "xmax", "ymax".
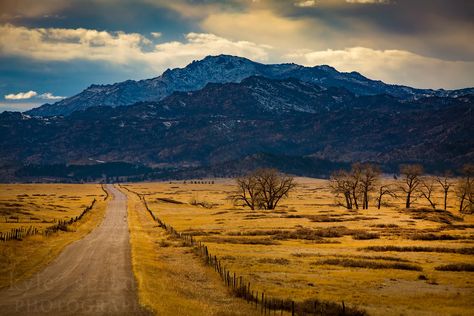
[{"xmin": 121, "ymin": 185, "xmax": 364, "ymax": 316}]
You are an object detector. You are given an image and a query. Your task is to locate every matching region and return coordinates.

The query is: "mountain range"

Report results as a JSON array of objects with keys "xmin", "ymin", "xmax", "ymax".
[
  {"xmin": 1, "ymin": 55, "xmax": 473, "ymax": 181},
  {"xmin": 27, "ymin": 55, "xmax": 474, "ymax": 117}
]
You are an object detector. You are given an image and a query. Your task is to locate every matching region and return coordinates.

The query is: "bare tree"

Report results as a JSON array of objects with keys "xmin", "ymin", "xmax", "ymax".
[
  {"xmin": 456, "ymin": 164, "xmax": 474, "ymax": 214},
  {"xmin": 456, "ymin": 181, "xmax": 472, "ymax": 214},
  {"xmin": 232, "ymin": 175, "xmax": 260, "ymax": 210},
  {"xmin": 436, "ymin": 172, "xmax": 453, "ymax": 210},
  {"xmin": 329, "ymin": 170, "xmax": 354, "ymax": 209},
  {"xmin": 253, "ymin": 169, "xmax": 296, "ymax": 210},
  {"xmin": 330, "ymin": 163, "xmax": 380, "ymax": 210},
  {"xmin": 358, "ymin": 163, "xmax": 381, "ymax": 209},
  {"xmin": 376, "ymin": 184, "xmax": 397, "ymax": 209},
  {"xmin": 399, "ymin": 164, "xmax": 424, "ymax": 209},
  {"xmin": 349, "ymin": 164, "xmax": 362, "ymax": 209},
  {"xmin": 420, "ymin": 177, "xmax": 437, "ymax": 210},
  {"xmin": 231, "ymin": 169, "xmax": 296, "ymax": 210}
]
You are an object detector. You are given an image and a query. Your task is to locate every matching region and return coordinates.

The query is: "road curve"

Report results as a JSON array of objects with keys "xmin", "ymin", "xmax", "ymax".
[{"xmin": 0, "ymin": 184, "xmax": 150, "ymax": 315}]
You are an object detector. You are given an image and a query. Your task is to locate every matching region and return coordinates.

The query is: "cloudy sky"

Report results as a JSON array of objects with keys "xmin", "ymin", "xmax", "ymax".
[{"xmin": 1, "ymin": 0, "xmax": 473, "ymax": 111}]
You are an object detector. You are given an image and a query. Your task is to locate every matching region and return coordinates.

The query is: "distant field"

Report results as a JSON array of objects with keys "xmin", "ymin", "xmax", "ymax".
[
  {"xmin": 123, "ymin": 178, "xmax": 474, "ymax": 316},
  {"xmin": 0, "ymin": 184, "xmax": 104, "ymax": 234},
  {"xmin": 0, "ymin": 184, "xmax": 107, "ymax": 288}
]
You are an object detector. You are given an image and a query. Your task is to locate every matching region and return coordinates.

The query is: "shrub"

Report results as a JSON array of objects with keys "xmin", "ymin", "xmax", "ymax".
[
  {"xmin": 314, "ymin": 258, "xmax": 422, "ymax": 271},
  {"xmin": 361, "ymin": 246, "xmax": 474, "ymax": 255},
  {"xmin": 349, "ymin": 255, "xmax": 409, "ymax": 262},
  {"xmin": 202, "ymin": 236, "xmax": 280, "ymax": 245},
  {"xmin": 304, "ymin": 215, "xmax": 344, "ymax": 222},
  {"xmin": 409, "ymin": 233, "xmax": 463, "ymax": 241},
  {"xmin": 156, "ymin": 197, "xmax": 183, "ymax": 204},
  {"xmin": 228, "ymin": 228, "xmax": 346, "ymax": 242},
  {"xmin": 370, "ymin": 224, "xmax": 399, "ymax": 228},
  {"xmin": 182, "ymin": 230, "xmax": 220, "ymax": 236},
  {"xmin": 318, "ymin": 254, "xmax": 410, "ymax": 262},
  {"xmin": 435, "ymin": 263, "xmax": 474, "ymax": 272},
  {"xmin": 405, "ymin": 208, "xmax": 463, "ymax": 224},
  {"xmin": 228, "ymin": 229, "xmax": 284, "ymax": 236},
  {"xmin": 258, "ymin": 258, "xmax": 290, "ymax": 265},
  {"xmin": 418, "ymin": 274, "xmax": 428, "ymax": 280},
  {"xmin": 294, "ymin": 299, "xmax": 367, "ymax": 316},
  {"xmin": 189, "ymin": 198, "xmax": 216, "ymax": 209},
  {"xmin": 159, "ymin": 240, "xmax": 170, "ymax": 247},
  {"xmin": 352, "ymin": 232, "xmax": 380, "ymax": 240}
]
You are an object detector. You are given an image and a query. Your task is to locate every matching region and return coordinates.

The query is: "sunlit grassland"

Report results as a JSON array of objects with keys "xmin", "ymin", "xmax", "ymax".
[
  {"xmin": 123, "ymin": 178, "xmax": 474, "ymax": 316},
  {"xmin": 125, "ymin": 186, "xmax": 260, "ymax": 315},
  {"xmin": 0, "ymin": 184, "xmax": 107, "ymax": 288}
]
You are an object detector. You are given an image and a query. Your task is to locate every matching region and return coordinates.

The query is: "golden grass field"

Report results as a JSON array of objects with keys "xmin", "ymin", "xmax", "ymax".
[
  {"xmin": 122, "ymin": 178, "xmax": 474, "ymax": 316},
  {"xmin": 0, "ymin": 184, "xmax": 107, "ymax": 288},
  {"xmin": 126, "ymin": 187, "xmax": 260, "ymax": 315}
]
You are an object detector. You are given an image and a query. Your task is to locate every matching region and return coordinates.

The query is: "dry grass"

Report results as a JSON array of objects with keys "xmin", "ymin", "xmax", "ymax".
[
  {"xmin": 0, "ymin": 184, "xmax": 107, "ymax": 288},
  {"xmin": 434, "ymin": 264, "xmax": 474, "ymax": 272},
  {"xmin": 226, "ymin": 227, "xmax": 382, "ymax": 244},
  {"xmin": 313, "ymin": 258, "xmax": 422, "ymax": 271},
  {"xmin": 121, "ymin": 178, "xmax": 474, "ymax": 316},
  {"xmin": 404, "ymin": 208, "xmax": 464, "ymax": 224},
  {"xmin": 155, "ymin": 197, "xmax": 184, "ymax": 204},
  {"xmin": 258, "ymin": 258, "xmax": 290, "ymax": 265},
  {"xmin": 370, "ymin": 224, "xmax": 399, "ymax": 228},
  {"xmin": 294, "ymin": 299, "xmax": 367, "ymax": 316},
  {"xmin": 0, "ymin": 184, "xmax": 106, "ymax": 234},
  {"xmin": 202, "ymin": 236, "xmax": 280, "ymax": 245},
  {"xmin": 125, "ymin": 187, "xmax": 260, "ymax": 316},
  {"xmin": 342, "ymin": 255, "xmax": 410, "ymax": 262},
  {"xmin": 352, "ymin": 232, "xmax": 380, "ymax": 240},
  {"xmin": 361, "ymin": 245, "xmax": 474, "ymax": 255},
  {"xmin": 409, "ymin": 233, "xmax": 466, "ymax": 241}
]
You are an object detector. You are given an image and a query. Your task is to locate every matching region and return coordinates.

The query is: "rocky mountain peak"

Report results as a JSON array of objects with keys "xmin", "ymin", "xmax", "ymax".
[{"xmin": 25, "ymin": 55, "xmax": 474, "ymax": 117}]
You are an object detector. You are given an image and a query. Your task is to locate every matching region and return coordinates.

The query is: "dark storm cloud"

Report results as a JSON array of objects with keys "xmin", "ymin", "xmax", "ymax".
[
  {"xmin": 0, "ymin": 0, "xmax": 195, "ymax": 41},
  {"xmin": 2, "ymin": 0, "xmax": 471, "ymax": 60},
  {"xmin": 273, "ymin": 0, "xmax": 474, "ymax": 61},
  {"xmin": 0, "ymin": 0, "xmax": 473, "ymax": 106}
]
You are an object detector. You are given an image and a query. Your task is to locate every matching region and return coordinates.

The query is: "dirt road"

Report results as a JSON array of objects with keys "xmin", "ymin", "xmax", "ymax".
[{"xmin": 0, "ymin": 185, "xmax": 150, "ymax": 315}]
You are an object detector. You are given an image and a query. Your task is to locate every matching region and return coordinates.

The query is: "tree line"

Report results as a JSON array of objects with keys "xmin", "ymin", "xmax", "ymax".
[
  {"xmin": 329, "ymin": 163, "xmax": 473, "ymax": 213},
  {"xmin": 231, "ymin": 164, "xmax": 473, "ymax": 214}
]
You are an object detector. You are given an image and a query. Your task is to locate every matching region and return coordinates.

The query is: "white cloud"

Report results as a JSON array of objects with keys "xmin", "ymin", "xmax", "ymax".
[
  {"xmin": 4, "ymin": 90, "xmax": 37, "ymax": 100},
  {"xmin": 150, "ymin": 32, "xmax": 162, "ymax": 38},
  {"xmin": 4, "ymin": 90, "xmax": 65, "ymax": 101},
  {"xmin": 1, "ymin": 24, "xmax": 472, "ymax": 89},
  {"xmin": 39, "ymin": 92, "xmax": 65, "ymax": 100},
  {"xmin": 0, "ymin": 24, "xmax": 149, "ymax": 64},
  {"xmin": 0, "ymin": 24, "xmax": 270, "ymax": 72},
  {"xmin": 285, "ymin": 47, "xmax": 474, "ymax": 89},
  {"xmin": 294, "ymin": 1, "xmax": 316, "ymax": 7},
  {"xmin": 151, "ymin": 32, "xmax": 270, "ymax": 65}
]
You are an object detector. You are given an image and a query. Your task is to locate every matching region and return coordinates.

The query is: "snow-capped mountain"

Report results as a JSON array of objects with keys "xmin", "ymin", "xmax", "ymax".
[{"xmin": 26, "ymin": 55, "xmax": 474, "ymax": 117}]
